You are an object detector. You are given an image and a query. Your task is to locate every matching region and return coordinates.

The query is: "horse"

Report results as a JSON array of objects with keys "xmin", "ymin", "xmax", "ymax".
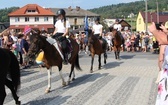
[
  {"xmin": 27, "ymin": 30, "xmax": 82, "ymax": 93},
  {"xmin": 0, "ymin": 48, "xmax": 21, "ymax": 105},
  {"xmin": 110, "ymin": 28, "xmax": 122, "ymax": 59},
  {"xmin": 87, "ymin": 29, "xmax": 107, "ymax": 73}
]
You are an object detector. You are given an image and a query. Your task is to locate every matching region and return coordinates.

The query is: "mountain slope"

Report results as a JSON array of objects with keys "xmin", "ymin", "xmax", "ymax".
[{"xmin": 89, "ymin": 0, "xmax": 168, "ymax": 18}]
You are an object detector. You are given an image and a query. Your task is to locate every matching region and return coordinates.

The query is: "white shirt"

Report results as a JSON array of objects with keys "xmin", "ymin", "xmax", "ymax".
[
  {"xmin": 92, "ymin": 24, "xmax": 103, "ymax": 34},
  {"xmin": 11, "ymin": 35, "xmax": 18, "ymax": 42},
  {"xmin": 55, "ymin": 20, "xmax": 70, "ymax": 33},
  {"xmin": 113, "ymin": 24, "xmax": 122, "ymax": 31}
]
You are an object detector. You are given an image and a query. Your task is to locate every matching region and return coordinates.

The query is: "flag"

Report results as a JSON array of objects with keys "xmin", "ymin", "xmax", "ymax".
[
  {"xmin": 84, "ymin": 16, "xmax": 89, "ymax": 38},
  {"xmin": 24, "ymin": 25, "xmax": 31, "ymax": 35}
]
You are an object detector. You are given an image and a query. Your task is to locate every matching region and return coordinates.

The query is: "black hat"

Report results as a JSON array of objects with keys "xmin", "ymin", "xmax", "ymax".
[
  {"xmin": 115, "ymin": 19, "xmax": 119, "ymax": 22},
  {"xmin": 94, "ymin": 17, "xmax": 100, "ymax": 22},
  {"xmin": 56, "ymin": 9, "xmax": 66, "ymax": 16}
]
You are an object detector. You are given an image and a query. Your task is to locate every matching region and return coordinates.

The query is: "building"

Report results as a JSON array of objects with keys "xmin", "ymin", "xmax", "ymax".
[
  {"xmin": 50, "ymin": 6, "xmax": 100, "ymax": 30},
  {"xmin": 8, "ymin": 4, "xmax": 100, "ymax": 33},
  {"xmin": 136, "ymin": 12, "xmax": 168, "ymax": 32},
  {"xmin": 8, "ymin": 4, "xmax": 55, "ymax": 33},
  {"xmin": 103, "ymin": 19, "xmax": 131, "ymax": 31},
  {"xmin": 0, "ymin": 22, "xmax": 10, "ymax": 32}
]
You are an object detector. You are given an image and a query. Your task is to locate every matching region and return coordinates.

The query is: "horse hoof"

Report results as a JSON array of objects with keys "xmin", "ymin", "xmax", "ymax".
[
  {"xmin": 16, "ymin": 101, "xmax": 21, "ymax": 105},
  {"xmin": 62, "ymin": 82, "xmax": 67, "ymax": 87},
  {"xmin": 72, "ymin": 78, "xmax": 75, "ymax": 81},
  {"xmin": 45, "ymin": 88, "xmax": 50, "ymax": 94},
  {"xmin": 67, "ymin": 81, "xmax": 71, "ymax": 85},
  {"xmin": 90, "ymin": 70, "xmax": 93, "ymax": 73}
]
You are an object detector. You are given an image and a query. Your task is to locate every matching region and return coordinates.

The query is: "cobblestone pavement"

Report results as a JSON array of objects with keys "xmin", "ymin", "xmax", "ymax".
[{"xmin": 4, "ymin": 52, "xmax": 159, "ymax": 105}]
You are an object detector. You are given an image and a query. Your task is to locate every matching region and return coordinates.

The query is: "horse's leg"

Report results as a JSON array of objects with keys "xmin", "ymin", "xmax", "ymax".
[
  {"xmin": 58, "ymin": 66, "xmax": 66, "ymax": 86},
  {"xmin": 114, "ymin": 51, "xmax": 117, "ymax": 59},
  {"xmin": 68, "ymin": 64, "xmax": 74, "ymax": 84},
  {"xmin": 5, "ymin": 79, "xmax": 20, "ymax": 105},
  {"xmin": 118, "ymin": 49, "xmax": 120, "ymax": 60},
  {"xmin": 45, "ymin": 68, "xmax": 52, "ymax": 93},
  {"xmin": 0, "ymin": 83, "xmax": 6, "ymax": 105},
  {"xmin": 104, "ymin": 52, "xmax": 107, "ymax": 64},
  {"xmin": 98, "ymin": 55, "xmax": 101, "ymax": 70},
  {"xmin": 90, "ymin": 54, "xmax": 95, "ymax": 73},
  {"xmin": 72, "ymin": 70, "xmax": 75, "ymax": 81}
]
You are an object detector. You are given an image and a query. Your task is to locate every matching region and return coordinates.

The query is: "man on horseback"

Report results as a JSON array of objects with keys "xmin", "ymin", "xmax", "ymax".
[
  {"xmin": 112, "ymin": 19, "xmax": 125, "ymax": 50},
  {"xmin": 92, "ymin": 17, "xmax": 107, "ymax": 51},
  {"xmin": 52, "ymin": 9, "xmax": 72, "ymax": 65}
]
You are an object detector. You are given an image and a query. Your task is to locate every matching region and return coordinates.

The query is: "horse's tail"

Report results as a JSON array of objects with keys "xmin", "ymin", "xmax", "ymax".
[
  {"xmin": 8, "ymin": 51, "xmax": 21, "ymax": 91},
  {"xmin": 74, "ymin": 54, "xmax": 82, "ymax": 71}
]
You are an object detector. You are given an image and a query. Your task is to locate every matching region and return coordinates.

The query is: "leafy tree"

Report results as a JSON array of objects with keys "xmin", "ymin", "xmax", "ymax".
[{"xmin": 0, "ymin": 7, "xmax": 19, "ymax": 22}]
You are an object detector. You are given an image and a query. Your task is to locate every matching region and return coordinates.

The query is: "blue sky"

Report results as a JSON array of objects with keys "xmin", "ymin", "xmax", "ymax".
[{"xmin": 0, "ymin": 0, "xmax": 140, "ymax": 9}]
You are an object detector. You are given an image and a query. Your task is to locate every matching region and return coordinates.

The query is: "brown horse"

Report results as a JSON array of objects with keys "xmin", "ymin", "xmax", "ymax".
[
  {"xmin": 27, "ymin": 30, "xmax": 82, "ymax": 93},
  {"xmin": 88, "ymin": 30, "xmax": 107, "ymax": 73},
  {"xmin": 111, "ymin": 28, "xmax": 122, "ymax": 59}
]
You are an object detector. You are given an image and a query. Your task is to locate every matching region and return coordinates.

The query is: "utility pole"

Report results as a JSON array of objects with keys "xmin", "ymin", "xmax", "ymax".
[
  {"xmin": 156, "ymin": 0, "xmax": 159, "ymax": 23},
  {"xmin": 145, "ymin": 0, "xmax": 148, "ymax": 32}
]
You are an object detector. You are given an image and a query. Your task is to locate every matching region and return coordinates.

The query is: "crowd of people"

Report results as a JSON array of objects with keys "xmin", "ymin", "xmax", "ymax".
[{"xmin": 74, "ymin": 29, "xmax": 159, "ymax": 54}]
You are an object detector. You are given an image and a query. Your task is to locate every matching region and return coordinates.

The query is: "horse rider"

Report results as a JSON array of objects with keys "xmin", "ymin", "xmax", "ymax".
[
  {"xmin": 92, "ymin": 17, "xmax": 107, "ymax": 50},
  {"xmin": 52, "ymin": 9, "xmax": 71, "ymax": 65},
  {"xmin": 112, "ymin": 19, "xmax": 125, "ymax": 49}
]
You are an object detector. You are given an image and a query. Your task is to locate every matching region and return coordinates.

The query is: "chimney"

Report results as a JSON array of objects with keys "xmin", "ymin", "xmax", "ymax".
[
  {"xmin": 76, "ymin": 6, "xmax": 80, "ymax": 11},
  {"xmin": 68, "ymin": 6, "xmax": 73, "ymax": 11}
]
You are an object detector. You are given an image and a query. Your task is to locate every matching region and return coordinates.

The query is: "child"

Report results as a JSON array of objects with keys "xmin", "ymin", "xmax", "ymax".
[
  {"xmin": 36, "ymin": 51, "xmax": 45, "ymax": 67},
  {"xmin": 11, "ymin": 43, "xmax": 18, "ymax": 57}
]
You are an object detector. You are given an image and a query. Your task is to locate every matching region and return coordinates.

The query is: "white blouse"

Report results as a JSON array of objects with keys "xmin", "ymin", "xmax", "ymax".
[
  {"xmin": 55, "ymin": 20, "xmax": 70, "ymax": 33},
  {"xmin": 92, "ymin": 24, "xmax": 103, "ymax": 34}
]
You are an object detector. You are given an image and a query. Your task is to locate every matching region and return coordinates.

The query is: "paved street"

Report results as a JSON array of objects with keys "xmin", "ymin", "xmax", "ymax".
[{"xmin": 4, "ymin": 52, "xmax": 159, "ymax": 105}]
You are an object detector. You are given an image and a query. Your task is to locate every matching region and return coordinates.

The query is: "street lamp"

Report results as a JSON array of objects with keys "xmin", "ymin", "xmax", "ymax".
[
  {"xmin": 156, "ymin": 0, "xmax": 159, "ymax": 23},
  {"xmin": 145, "ymin": 0, "xmax": 148, "ymax": 32},
  {"xmin": 130, "ymin": 13, "xmax": 134, "ymax": 32}
]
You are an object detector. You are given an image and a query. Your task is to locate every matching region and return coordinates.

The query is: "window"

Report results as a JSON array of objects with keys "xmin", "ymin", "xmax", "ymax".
[
  {"xmin": 44, "ymin": 17, "xmax": 48, "ymax": 22},
  {"xmin": 27, "ymin": 10, "xmax": 36, "ymax": 13},
  {"xmin": 74, "ymin": 18, "xmax": 77, "ymax": 25},
  {"xmin": 35, "ymin": 17, "xmax": 39, "ymax": 22},
  {"xmin": 25, "ymin": 17, "xmax": 29, "ymax": 22},
  {"xmin": 15, "ymin": 17, "xmax": 20, "ymax": 22},
  {"xmin": 139, "ymin": 18, "xmax": 141, "ymax": 24}
]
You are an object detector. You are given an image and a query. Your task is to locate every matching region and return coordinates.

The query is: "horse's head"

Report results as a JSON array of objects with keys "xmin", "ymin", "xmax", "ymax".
[{"xmin": 27, "ymin": 31, "xmax": 47, "ymax": 60}]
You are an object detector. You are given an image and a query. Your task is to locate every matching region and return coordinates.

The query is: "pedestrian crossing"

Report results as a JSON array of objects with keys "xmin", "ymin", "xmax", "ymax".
[{"xmin": 4, "ymin": 66, "xmax": 158, "ymax": 105}]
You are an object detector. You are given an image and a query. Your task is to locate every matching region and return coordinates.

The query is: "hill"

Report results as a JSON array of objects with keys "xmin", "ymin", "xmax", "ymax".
[{"xmin": 89, "ymin": 0, "xmax": 168, "ymax": 19}]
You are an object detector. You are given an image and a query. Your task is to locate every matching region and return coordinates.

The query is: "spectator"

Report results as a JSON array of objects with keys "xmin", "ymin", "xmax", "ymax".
[
  {"xmin": 149, "ymin": 22, "xmax": 168, "ymax": 105},
  {"xmin": 20, "ymin": 34, "xmax": 29, "ymax": 69},
  {"xmin": 144, "ymin": 32, "xmax": 150, "ymax": 52},
  {"xmin": 17, "ymin": 33, "xmax": 24, "ymax": 66},
  {"xmin": 11, "ymin": 43, "xmax": 18, "ymax": 57},
  {"xmin": 130, "ymin": 33, "xmax": 135, "ymax": 52}
]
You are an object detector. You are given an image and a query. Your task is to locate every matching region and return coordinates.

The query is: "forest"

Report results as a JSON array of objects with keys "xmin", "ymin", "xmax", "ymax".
[
  {"xmin": 0, "ymin": 7, "xmax": 19, "ymax": 22},
  {"xmin": 89, "ymin": 0, "xmax": 168, "ymax": 19},
  {"xmin": 0, "ymin": 0, "xmax": 168, "ymax": 22}
]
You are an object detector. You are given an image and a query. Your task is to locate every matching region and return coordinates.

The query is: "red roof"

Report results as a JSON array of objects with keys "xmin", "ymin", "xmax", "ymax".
[
  {"xmin": 8, "ymin": 4, "xmax": 55, "ymax": 16},
  {"xmin": 140, "ymin": 12, "xmax": 168, "ymax": 24}
]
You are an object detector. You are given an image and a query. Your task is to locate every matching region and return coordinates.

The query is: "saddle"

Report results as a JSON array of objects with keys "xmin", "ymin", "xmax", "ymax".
[{"xmin": 46, "ymin": 37, "xmax": 64, "ymax": 59}]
